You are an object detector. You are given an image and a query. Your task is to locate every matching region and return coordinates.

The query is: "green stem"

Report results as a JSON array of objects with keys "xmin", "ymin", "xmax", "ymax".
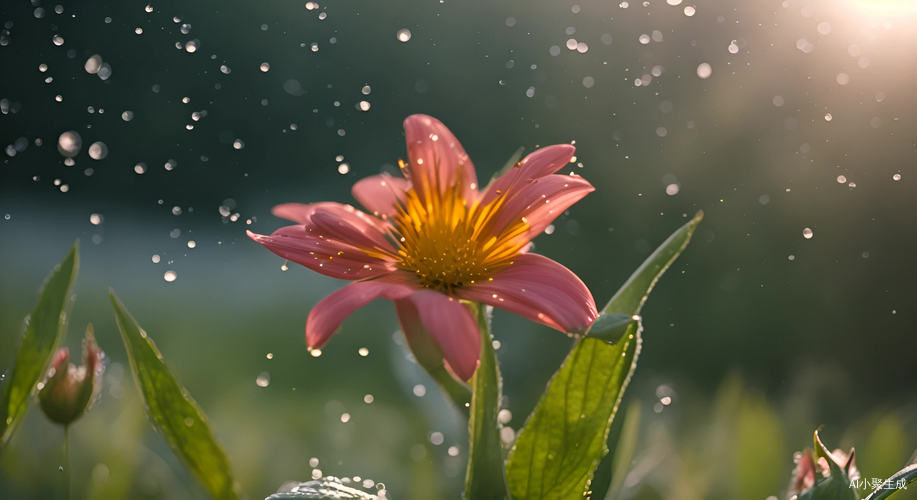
[
  {"xmin": 863, "ymin": 464, "xmax": 917, "ymax": 500},
  {"xmin": 63, "ymin": 425, "xmax": 71, "ymax": 500},
  {"xmin": 464, "ymin": 303, "xmax": 510, "ymax": 500}
]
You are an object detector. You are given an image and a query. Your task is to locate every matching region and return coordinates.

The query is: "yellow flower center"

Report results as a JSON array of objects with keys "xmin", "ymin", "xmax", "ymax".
[{"xmin": 393, "ymin": 165, "xmax": 529, "ymax": 293}]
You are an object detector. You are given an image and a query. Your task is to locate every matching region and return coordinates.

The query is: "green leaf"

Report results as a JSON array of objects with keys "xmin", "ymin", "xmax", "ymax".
[
  {"xmin": 110, "ymin": 292, "xmax": 239, "ymax": 500},
  {"xmin": 464, "ymin": 303, "xmax": 511, "ymax": 499},
  {"xmin": 0, "ymin": 242, "xmax": 79, "ymax": 447},
  {"xmin": 266, "ymin": 478, "xmax": 389, "ymax": 499},
  {"xmin": 863, "ymin": 464, "xmax": 917, "ymax": 500},
  {"xmin": 587, "ymin": 313, "xmax": 637, "ymax": 345},
  {"xmin": 506, "ymin": 212, "xmax": 703, "ymax": 500},
  {"xmin": 799, "ymin": 430, "xmax": 859, "ymax": 500},
  {"xmin": 604, "ymin": 402, "xmax": 641, "ymax": 500}
]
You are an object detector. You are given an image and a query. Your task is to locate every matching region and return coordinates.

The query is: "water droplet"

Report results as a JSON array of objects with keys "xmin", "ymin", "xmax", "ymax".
[
  {"xmin": 266, "ymin": 352, "xmax": 274, "ymax": 360},
  {"xmin": 727, "ymin": 40, "xmax": 739, "ymax": 54},
  {"xmin": 430, "ymin": 432, "xmax": 444, "ymax": 445},
  {"xmin": 696, "ymin": 62, "xmax": 712, "ymax": 79},
  {"xmin": 309, "ymin": 348, "xmax": 322, "ymax": 357},
  {"xmin": 358, "ymin": 100, "xmax": 371, "ymax": 111},
  {"xmin": 665, "ymin": 183, "xmax": 680, "ymax": 195},
  {"xmin": 84, "ymin": 54, "xmax": 103, "ymax": 74},
  {"xmin": 121, "ymin": 110, "xmax": 134, "ymax": 122},
  {"xmin": 255, "ymin": 371, "xmax": 270, "ymax": 387},
  {"xmin": 184, "ymin": 39, "xmax": 199, "ymax": 53},
  {"xmin": 447, "ymin": 446, "xmax": 459, "ymax": 457},
  {"xmin": 259, "ymin": 62, "xmax": 270, "ymax": 72},
  {"xmin": 412, "ymin": 384, "xmax": 426, "ymax": 397},
  {"xmin": 357, "ymin": 347, "xmax": 369, "ymax": 357},
  {"xmin": 363, "ymin": 393, "xmax": 374, "ymax": 404},
  {"xmin": 57, "ymin": 131, "xmax": 82, "ymax": 157},
  {"xmin": 339, "ymin": 412, "xmax": 351, "ymax": 423},
  {"xmin": 309, "ymin": 457, "xmax": 319, "ymax": 468},
  {"xmin": 337, "ymin": 163, "xmax": 350, "ymax": 175},
  {"xmin": 163, "ymin": 270, "xmax": 178, "ymax": 282},
  {"xmin": 802, "ymin": 227, "xmax": 814, "ymax": 239},
  {"xmin": 683, "ymin": 5, "xmax": 696, "ymax": 16},
  {"xmin": 396, "ymin": 28, "xmax": 412, "ymax": 42},
  {"xmin": 89, "ymin": 213, "xmax": 103, "ymax": 225},
  {"xmin": 186, "ymin": 240, "xmax": 196, "ymax": 249},
  {"xmin": 232, "ymin": 139, "xmax": 244, "ymax": 150},
  {"xmin": 151, "ymin": 254, "xmax": 161, "ymax": 263},
  {"xmin": 498, "ymin": 409, "xmax": 512, "ymax": 424},
  {"xmin": 88, "ymin": 141, "xmax": 108, "ymax": 160},
  {"xmin": 134, "ymin": 163, "xmax": 147, "ymax": 174}
]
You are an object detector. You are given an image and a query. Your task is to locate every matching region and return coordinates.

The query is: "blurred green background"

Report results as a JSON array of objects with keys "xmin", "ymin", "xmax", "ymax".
[{"xmin": 1, "ymin": 0, "xmax": 915, "ymax": 498}]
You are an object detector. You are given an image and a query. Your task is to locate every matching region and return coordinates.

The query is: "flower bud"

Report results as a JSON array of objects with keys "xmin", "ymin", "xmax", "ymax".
[{"xmin": 38, "ymin": 324, "xmax": 104, "ymax": 426}]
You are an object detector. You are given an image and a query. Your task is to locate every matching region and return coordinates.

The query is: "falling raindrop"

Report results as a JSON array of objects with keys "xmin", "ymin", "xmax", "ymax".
[
  {"xmin": 84, "ymin": 55, "xmax": 103, "ymax": 74},
  {"xmin": 696, "ymin": 62, "xmax": 712, "ymax": 79},
  {"xmin": 57, "ymin": 131, "xmax": 82, "ymax": 157},
  {"xmin": 88, "ymin": 141, "xmax": 108, "ymax": 160}
]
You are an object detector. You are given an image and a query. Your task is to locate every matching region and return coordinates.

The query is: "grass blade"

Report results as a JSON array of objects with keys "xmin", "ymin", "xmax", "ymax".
[
  {"xmin": 110, "ymin": 291, "xmax": 239, "ymax": 500},
  {"xmin": 0, "ymin": 242, "xmax": 79, "ymax": 448}
]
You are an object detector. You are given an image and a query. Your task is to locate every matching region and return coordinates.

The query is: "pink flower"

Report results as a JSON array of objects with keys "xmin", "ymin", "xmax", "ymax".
[
  {"xmin": 38, "ymin": 325, "xmax": 104, "ymax": 426},
  {"xmin": 248, "ymin": 115, "xmax": 598, "ymax": 380}
]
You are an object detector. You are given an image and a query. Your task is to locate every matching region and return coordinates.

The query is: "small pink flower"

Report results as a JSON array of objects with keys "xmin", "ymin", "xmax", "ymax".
[
  {"xmin": 38, "ymin": 325, "xmax": 104, "ymax": 426},
  {"xmin": 248, "ymin": 115, "xmax": 598, "ymax": 380}
]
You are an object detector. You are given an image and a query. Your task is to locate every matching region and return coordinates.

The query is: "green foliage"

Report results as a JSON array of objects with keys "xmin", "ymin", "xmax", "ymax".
[
  {"xmin": 464, "ymin": 304, "xmax": 510, "ymax": 499},
  {"xmin": 798, "ymin": 431, "xmax": 859, "ymax": 500},
  {"xmin": 604, "ymin": 402, "xmax": 641, "ymax": 500},
  {"xmin": 110, "ymin": 292, "xmax": 240, "ymax": 500},
  {"xmin": 863, "ymin": 464, "xmax": 917, "ymax": 500},
  {"xmin": 505, "ymin": 212, "xmax": 703, "ymax": 499},
  {"xmin": 0, "ymin": 242, "xmax": 79, "ymax": 448}
]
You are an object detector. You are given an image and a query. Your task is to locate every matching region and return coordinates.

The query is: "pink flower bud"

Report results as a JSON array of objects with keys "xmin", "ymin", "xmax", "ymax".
[{"xmin": 38, "ymin": 325, "xmax": 104, "ymax": 426}]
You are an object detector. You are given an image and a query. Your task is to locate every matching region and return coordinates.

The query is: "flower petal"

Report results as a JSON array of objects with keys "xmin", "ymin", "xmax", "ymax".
[
  {"xmin": 305, "ymin": 274, "xmax": 417, "ymax": 349},
  {"xmin": 309, "ymin": 208, "xmax": 396, "ymax": 256},
  {"xmin": 482, "ymin": 144, "xmax": 576, "ymax": 205},
  {"xmin": 402, "ymin": 114, "xmax": 478, "ymax": 201},
  {"xmin": 404, "ymin": 289, "xmax": 481, "ymax": 380},
  {"xmin": 455, "ymin": 253, "xmax": 598, "ymax": 334},
  {"xmin": 247, "ymin": 227, "xmax": 395, "ymax": 279},
  {"xmin": 272, "ymin": 202, "xmax": 345, "ymax": 224},
  {"xmin": 351, "ymin": 173, "xmax": 410, "ymax": 218},
  {"xmin": 490, "ymin": 174, "xmax": 594, "ymax": 241}
]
